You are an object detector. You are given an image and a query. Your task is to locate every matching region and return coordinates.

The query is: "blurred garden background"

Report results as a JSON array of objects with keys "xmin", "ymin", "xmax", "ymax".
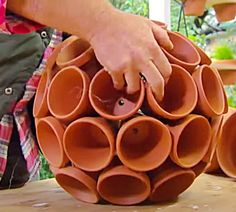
[{"xmin": 40, "ymin": 0, "xmax": 236, "ymax": 180}]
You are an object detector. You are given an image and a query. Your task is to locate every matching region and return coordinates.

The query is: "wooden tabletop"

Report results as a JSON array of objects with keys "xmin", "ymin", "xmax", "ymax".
[{"xmin": 1, "ymin": 174, "xmax": 236, "ymax": 212}]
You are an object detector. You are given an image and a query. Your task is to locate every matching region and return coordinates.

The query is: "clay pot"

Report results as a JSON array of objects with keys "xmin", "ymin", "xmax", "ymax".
[
  {"xmin": 216, "ymin": 108, "xmax": 236, "ymax": 178},
  {"xmin": 149, "ymin": 160, "xmax": 195, "ymax": 202},
  {"xmin": 192, "ymin": 65, "xmax": 226, "ymax": 117},
  {"xmin": 33, "ymin": 70, "xmax": 50, "ymax": 118},
  {"xmin": 36, "ymin": 116, "xmax": 69, "ymax": 168},
  {"xmin": 214, "ymin": 3, "xmax": 236, "ymax": 22},
  {"xmin": 89, "ymin": 69, "xmax": 145, "ymax": 120},
  {"xmin": 116, "ymin": 116, "xmax": 172, "ymax": 172},
  {"xmin": 97, "ymin": 165, "xmax": 151, "ymax": 205},
  {"xmin": 54, "ymin": 166, "xmax": 100, "ymax": 203},
  {"xmin": 47, "ymin": 66, "xmax": 91, "ymax": 123},
  {"xmin": 183, "ymin": 0, "xmax": 207, "ymax": 16},
  {"xmin": 56, "ymin": 36, "xmax": 94, "ymax": 69},
  {"xmin": 143, "ymin": 64, "xmax": 198, "ymax": 120},
  {"xmin": 162, "ymin": 31, "xmax": 201, "ymax": 73},
  {"xmin": 168, "ymin": 114, "xmax": 211, "ymax": 168},
  {"xmin": 63, "ymin": 117, "xmax": 115, "ymax": 172},
  {"xmin": 205, "ymin": 152, "xmax": 221, "ymax": 173}
]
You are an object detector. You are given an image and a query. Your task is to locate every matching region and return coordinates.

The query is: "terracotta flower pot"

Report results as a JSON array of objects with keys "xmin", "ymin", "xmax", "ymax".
[
  {"xmin": 216, "ymin": 108, "xmax": 236, "ymax": 178},
  {"xmin": 149, "ymin": 160, "xmax": 195, "ymax": 202},
  {"xmin": 89, "ymin": 69, "xmax": 145, "ymax": 120},
  {"xmin": 56, "ymin": 36, "xmax": 94, "ymax": 69},
  {"xmin": 47, "ymin": 66, "xmax": 91, "ymax": 123},
  {"xmin": 33, "ymin": 70, "xmax": 50, "ymax": 118},
  {"xmin": 192, "ymin": 65, "xmax": 226, "ymax": 117},
  {"xmin": 168, "ymin": 114, "xmax": 211, "ymax": 168},
  {"xmin": 116, "ymin": 116, "xmax": 172, "ymax": 172},
  {"xmin": 97, "ymin": 165, "xmax": 151, "ymax": 205},
  {"xmin": 205, "ymin": 152, "xmax": 221, "ymax": 173},
  {"xmin": 63, "ymin": 117, "xmax": 115, "ymax": 172},
  {"xmin": 53, "ymin": 166, "xmax": 100, "ymax": 203},
  {"xmin": 36, "ymin": 116, "xmax": 69, "ymax": 168},
  {"xmin": 214, "ymin": 3, "xmax": 236, "ymax": 22},
  {"xmin": 162, "ymin": 31, "xmax": 201, "ymax": 73},
  {"xmin": 143, "ymin": 64, "xmax": 198, "ymax": 120},
  {"xmin": 183, "ymin": 0, "xmax": 207, "ymax": 16}
]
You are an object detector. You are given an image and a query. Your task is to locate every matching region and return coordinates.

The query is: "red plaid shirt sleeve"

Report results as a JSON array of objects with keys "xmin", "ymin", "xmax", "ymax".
[{"xmin": 0, "ymin": 0, "xmax": 44, "ymax": 34}]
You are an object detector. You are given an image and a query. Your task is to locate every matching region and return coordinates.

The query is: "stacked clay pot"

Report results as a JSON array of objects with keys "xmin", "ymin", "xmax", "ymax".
[{"xmin": 34, "ymin": 29, "xmax": 228, "ymax": 205}]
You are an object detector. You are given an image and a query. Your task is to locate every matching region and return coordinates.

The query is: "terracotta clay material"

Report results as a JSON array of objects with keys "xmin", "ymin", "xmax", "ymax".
[
  {"xmin": 205, "ymin": 152, "xmax": 221, "ymax": 173},
  {"xmin": 216, "ymin": 108, "xmax": 236, "ymax": 178},
  {"xmin": 89, "ymin": 69, "xmax": 145, "ymax": 120},
  {"xmin": 168, "ymin": 114, "xmax": 211, "ymax": 168},
  {"xmin": 97, "ymin": 165, "xmax": 150, "ymax": 205},
  {"xmin": 149, "ymin": 161, "xmax": 195, "ymax": 202},
  {"xmin": 36, "ymin": 116, "xmax": 69, "ymax": 168},
  {"xmin": 144, "ymin": 64, "xmax": 198, "ymax": 120},
  {"xmin": 56, "ymin": 36, "xmax": 94, "ymax": 69},
  {"xmin": 162, "ymin": 31, "xmax": 201, "ymax": 73},
  {"xmin": 63, "ymin": 117, "xmax": 115, "ymax": 172},
  {"xmin": 54, "ymin": 166, "xmax": 100, "ymax": 204},
  {"xmin": 116, "ymin": 116, "xmax": 172, "ymax": 172},
  {"xmin": 213, "ymin": 3, "xmax": 236, "ymax": 22},
  {"xmin": 183, "ymin": 0, "xmax": 207, "ymax": 16},
  {"xmin": 47, "ymin": 66, "xmax": 91, "ymax": 123},
  {"xmin": 192, "ymin": 65, "xmax": 226, "ymax": 117},
  {"xmin": 33, "ymin": 70, "xmax": 50, "ymax": 118}
]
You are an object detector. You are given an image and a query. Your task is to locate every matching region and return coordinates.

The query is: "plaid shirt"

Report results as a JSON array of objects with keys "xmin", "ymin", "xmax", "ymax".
[{"xmin": 0, "ymin": 1, "xmax": 62, "ymax": 181}]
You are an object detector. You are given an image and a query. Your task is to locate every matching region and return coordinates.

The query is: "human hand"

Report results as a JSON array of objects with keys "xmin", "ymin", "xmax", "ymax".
[{"xmin": 89, "ymin": 8, "xmax": 173, "ymax": 101}]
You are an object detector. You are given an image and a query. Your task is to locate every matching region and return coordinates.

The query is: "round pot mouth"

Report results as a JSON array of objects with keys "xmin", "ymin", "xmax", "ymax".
[
  {"xmin": 56, "ymin": 36, "xmax": 93, "ymax": 68},
  {"xmin": 33, "ymin": 70, "xmax": 49, "ymax": 118},
  {"xmin": 150, "ymin": 168, "xmax": 195, "ymax": 202},
  {"xmin": 97, "ymin": 165, "xmax": 150, "ymax": 205},
  {"xmin": 171, "ymin": 115, "xmax": 211, "ymax": 168},
  {"xmin": 162, "ymin": 31, "xmax": 201, "ymax": 69},
  {"xmin": 195, "ymin": 65, "xmax": 225, "ymax": 116},
  {"xmin": 217, "ymin": 111, "xmax": 236, "ymax": 178},
  {"xmin": 117, "ymin": 116, "xmax": 172, "ymax": 171},
  {"xmin": 146, "ymin": 64, "xmax": 198, "ymax": 120},
  {"xmin": 55, "ymin": 166, "xmax": 99, "ymax": 203},
  {"xmin": 36, "ymin": 116, "xmax": 67, "ymax": 168},
  {"xmin": 63, "ymin": 117, "xmax": 115, "ymax": 172},
  {"xmin": 47, "ymin": 66, "xmax": 89, "ymax": 122},
  {"xmin": 89, "ymin": 69, "xmax": 145, "ymax": 120}
]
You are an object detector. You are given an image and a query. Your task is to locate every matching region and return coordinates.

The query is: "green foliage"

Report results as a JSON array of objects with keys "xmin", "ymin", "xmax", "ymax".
[
  {"xmin": 110, "ymin": 0, "xmax": 149, "ymax": 17},
  {"xmin": 225, "ymin": 85, "xmax": 236, "ymax": 108},
  {"xmin": 211, "ymin": 44, "xmax": 235, "ymax": 60},
  {"xmin": 39, "ymin": 154, "xmax": 54, "ymax": 180}
]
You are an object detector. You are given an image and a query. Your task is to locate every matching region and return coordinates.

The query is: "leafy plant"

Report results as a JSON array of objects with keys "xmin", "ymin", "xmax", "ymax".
[
  {"xmin": 39, "ymin": 153, "xmax": 54, "ymax": 180},
  {"xmin": 225, "ymin": 85, "xmax": 236, "ymax": 108},
  {"xmin": 211, "ymin": 44, "xmax": 235, "ymax": 60}
]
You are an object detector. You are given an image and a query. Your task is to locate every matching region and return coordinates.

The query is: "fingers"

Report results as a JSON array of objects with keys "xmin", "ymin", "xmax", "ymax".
[
  {"xmin": 108, "ymin": 70, "xmax": 125, "ymax": 90},
  {"xmin": 150, "ymin": 42, "xmax": 172, "ymax": 83},
  {"xmin": 151, "ymin": 22, "xmax": 173, "ymax": 50},
  {"xmin": 124, "ymin": 70, "xmax": 140, "ymax": 94},
  {"xmin": 141, "ymin": 61, "xmax": 165, "ymax": 101}
]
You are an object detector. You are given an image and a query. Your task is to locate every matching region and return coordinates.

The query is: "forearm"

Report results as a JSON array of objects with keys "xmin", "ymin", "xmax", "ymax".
[{"xmin": 7, "ymin": 0, "xmax": 114, "ymax": 41}]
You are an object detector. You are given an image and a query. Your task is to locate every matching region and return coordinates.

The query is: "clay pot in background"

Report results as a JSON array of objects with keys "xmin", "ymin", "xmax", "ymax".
[
  {"xmin": 168, "ymin": 114, "xmax": 211, "ymax": 168},
  {"xmin": 52, "ymin": 166, "xmax": 100, "ymax": 204},
  {"xmin": 149, "ymin": 160, "xmax": 195, "ymax": 202},
  {"xmin": 33, "ymin": 70, "xmax": 50, "ymax": 118},
  {"xmin": 183, "ymin": 0, "xmax": 207, "ymax": 16},
  {"xmin": 192, "ymin": 65, "xmax": 226, "ymax": 117},
  {"xmin": 116, "ymin": 116, "xmax": 172, "ymax": 172},
  {"xmin": 216, "ymin": 108, "xmax": 236, "ymax": 178},
  {"xmin": 97, "ymin": 165, "xmax": 150, "ymax": 205},
  {"xmin": 47, "ymin": 66, "xmax": 91, "ymax": 123},
  {"xmin": 63, "ymin": 117, "xmax": 115, "ymax": 172},
  {"xmin": 89, "ymin": 69, "xmax": 145, "ymax": 120},
  {"xmin": 36, "ymin": 116, "xmax": 69, "ymax": 168},
  {"xmin": 56, "ymin": 36, "xmax": 94, "ymax": 69},
  {"xmin": 162, "ymin": 31, "xmax": 201, "ymax": 73},
  {"xmin": 213, "ymin": 3, "xmax": 236, "ymax": 22},
  {"xmin": 143, "ymin": 64, "xmax": 198, "ymax": 120},
  {"xmin": 193, "ymin": 115, "xmax": 223, "ymax": 176}
]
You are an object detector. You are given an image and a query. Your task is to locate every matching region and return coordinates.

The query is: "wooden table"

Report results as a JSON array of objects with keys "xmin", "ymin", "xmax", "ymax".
[{"xmin": 1, "ymin": 174, "xmax": 236, "ymax": 212}]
